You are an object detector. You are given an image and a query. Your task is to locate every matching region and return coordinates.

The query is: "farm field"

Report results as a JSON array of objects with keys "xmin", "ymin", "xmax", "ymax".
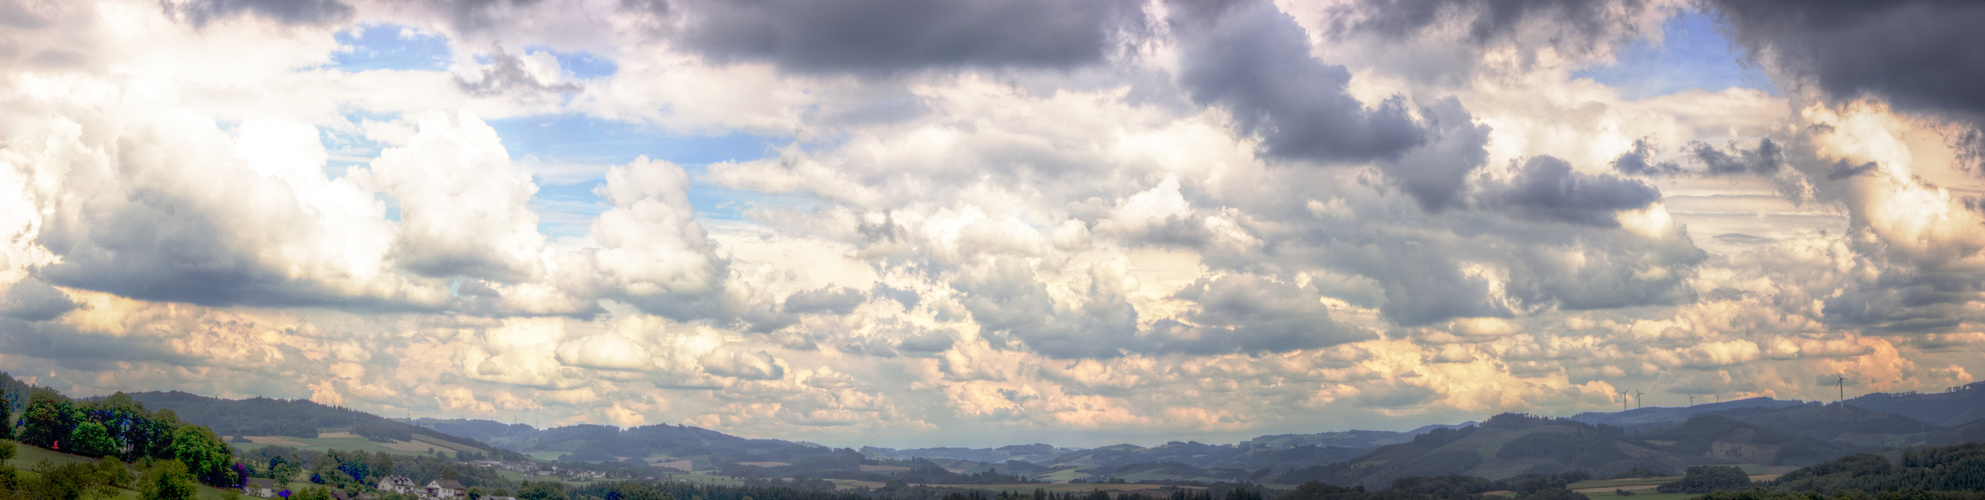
[{"xmin": 231, "ymin": 433, "xmax": 483, "ymax": 457}]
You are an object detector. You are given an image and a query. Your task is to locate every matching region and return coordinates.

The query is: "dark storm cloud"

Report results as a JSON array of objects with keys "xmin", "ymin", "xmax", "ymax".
[
  {"xmin": 1333, "ymin": 0, "xmax": 1636, "ymax": 44},
  {"xmin": 162, "ymin": 0, "xmax": 354, "ymax": 27},
  {"xmin": 1169, "ymin": 0, "xmax": 1426, "ymax": 163},
  {"xmin": 0, "ymin": 278, "xmax": 77, "ymax": 322},
  {"xmin": 1711, "ymin": 0, "xmax": 1985, "ymax": 122},
  {"xmin": 1612, "ymin": 139, "xmax": 1682, "ymax": 176},
  {"xmin": 1144, "ymin": 275, "xmax": 1374, "ymax": 355},
  {"xmin": 673, "ymin": 0, "xmax": 1146, "ymax": 74},
  {"xmin": 782, "ymin": 286, "xmax": 866, "ymax": 315},
  {"xmin": 1689, "ymin": 138, "xmax": 1784, "ymax": 175},
  {"xmin": 1384, "ymin": 97, "xmax": 1491, "ymax": 212},
  {"xmin": 1484, "ymin": 156, "xmax": 1662, "ymax": 227},
  {"xmin": 1612, "ymin": 138, "xmax": 1784, "ymax": 177}
]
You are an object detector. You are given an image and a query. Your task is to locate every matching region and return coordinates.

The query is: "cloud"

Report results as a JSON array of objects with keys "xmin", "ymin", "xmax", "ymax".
[
  {"xmin": 162, "ymin": 0, "xmax": 355, "ymax": 27},
  {"xmin": 1712, "ymin": 1, "xmax": 1985, "ymax": 123},
  {"xmin": 1168, "ymin": 0, "xmax": 1425, "ymax": 163},
  {"xmin": 1688, "ymin": 138, "xmax": 1785, "ymax": 175},
  {"xmin": 783, "ymin": 286, "xmax": 866, "ymax": 315},
  {"xmin": 456, "ymin": 49, "xmax": 582, "ymax": 97},
  {"xmin": 1483, "ymin": 156, "xmax": 1662, "ymax": 227},
  {"xmin": 1147, "ymin": 274, "xmax": 1374, "ymax": 355},
  {"xmin": 1383, "ymin": 97, "xmax": 1492, "ymax": 211},
  {"xmin": 0, "ymin": 278, "xmax": 77, "ymax": 321},
  {"xmin": 671, "ymin": 0, "xmax": 1147, "ymax": 74},
  {"xmin": 355, "ymin": 111, "xmax": 546, "ymax": 284},
  {"xmin": 701, "ymin": 349, "xmax": 785, "ymax": 380}
]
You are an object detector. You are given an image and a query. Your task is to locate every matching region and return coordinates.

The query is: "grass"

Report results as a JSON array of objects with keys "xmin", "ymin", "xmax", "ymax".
[
  {"xmin": 2, "ymin": 440, "xmax": 244, "ymax": 500},
  {"xmin": 1568, "ymin": 477, "xmax": 1681, "ymax": 490},
  {"xmin": 230, "ymin": 434, "xmax": 480, "ymax": 457},
  {"xmin": 1583, "ymin": 491, "xmax": 1696, "ymax": 500}
]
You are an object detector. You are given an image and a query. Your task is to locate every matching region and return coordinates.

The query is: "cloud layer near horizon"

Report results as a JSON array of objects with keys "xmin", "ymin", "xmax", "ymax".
[{"xmin": 2, "ymin": 0, "xmax": 1983, "ymax": 447}]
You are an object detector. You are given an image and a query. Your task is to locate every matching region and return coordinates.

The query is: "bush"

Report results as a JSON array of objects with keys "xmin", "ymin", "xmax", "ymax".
[{"xmin": 142, "ymin": 460, "xmax": 199, "ymax": 500}]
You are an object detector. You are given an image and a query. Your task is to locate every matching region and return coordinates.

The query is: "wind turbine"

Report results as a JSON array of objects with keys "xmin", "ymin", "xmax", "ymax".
[
  {"xmin": 1619, "ymin": 390, "xmax": 1630, "ymax": 411},
  {"xmin": 1838, "ymin": 375, "xmax": 1847, "ymax": 404},
  {"xmin": 1688, "ymin": 395, "xmax": 1696, "ymax": 406},
  {"xmin": 1634, "ymin": 389, "xmax": 1645, "ymax": 409}
]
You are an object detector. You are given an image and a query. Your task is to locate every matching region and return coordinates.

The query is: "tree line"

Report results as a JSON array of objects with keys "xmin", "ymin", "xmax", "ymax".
[{"xmin": 9, "ymin": 388, "xmax": 243, "ymax": 489}]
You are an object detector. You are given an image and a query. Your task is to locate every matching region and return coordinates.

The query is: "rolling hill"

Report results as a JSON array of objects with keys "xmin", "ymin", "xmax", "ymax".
[
  {"xmin": 122, "ymin": 391, "xmax": 527, "ymax": 461},
  {"xmin": 1634, "ymin": 415, "xmax": 1850, "ymax": 466},
  {"xmin": 1273, "ymin": 414, "xmax": 1706, "ymax": 489}
]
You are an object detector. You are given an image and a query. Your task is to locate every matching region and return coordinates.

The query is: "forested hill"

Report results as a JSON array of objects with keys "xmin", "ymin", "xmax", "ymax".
[
  {"xmin": 1767, "ymin": 442, "xmax": 1985, "ymax": 494},
  {"xmin": 124, "ymin": 391, "xmax": 526, "ymax": 461},
  {"xmin": 0, "ymin": 371, "xmax": 34, "ymax": 414}
]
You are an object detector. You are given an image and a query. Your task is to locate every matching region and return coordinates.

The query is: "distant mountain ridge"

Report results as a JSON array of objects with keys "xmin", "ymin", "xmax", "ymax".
[{"xmin": 18, "ymin": 374, "xmax": 1983, "ymax": 488}]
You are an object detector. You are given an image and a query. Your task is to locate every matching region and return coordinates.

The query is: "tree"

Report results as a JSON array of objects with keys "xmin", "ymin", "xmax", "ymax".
[
  {"xmin": 20, "ymin": 388, "xmax": 78, "ymax": 449},
  {"xmin": 292, "ymin": 487, "xmax": 333, "ymax": 500},
  {"xmin": 70, "ymin": 422, "xmax": 118, "ymax": 458},
  {"xmin": 517, "ymin": 481, "xmax": 568, "ymax": 500},
  {"xmin": 1659, "ymin": 466, "xmax": 1750, "ymax": 494},
  {"xmin": 0, "ymin": 440, "xmax": 16, "ymax": 461},
  {"xmin": 97, "ymin": 457, "xmax": 133, "ymax": 488},
  {"xmin": 141, "ymin": 460, "xmax": 199, "ymax": 500},
  {"xmin": 172, "ymin": 424, "xmax": 241, "ymax": 487},
  {"xmin": 0, "ymin": 391, "xmax": 12, "ymax": 440}
]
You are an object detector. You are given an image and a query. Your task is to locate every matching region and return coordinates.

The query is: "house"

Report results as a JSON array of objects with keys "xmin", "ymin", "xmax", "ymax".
[
  {"xmin": 377, "ymin": 476, "xmax": 420, "ymax": 496},
  {"xmin": 244, "ymin": 478, "xmax": 278, "ymax": 498},
  {"xmin": 426, "ymin": 480, "xmax": 466, "ymax": 499}
]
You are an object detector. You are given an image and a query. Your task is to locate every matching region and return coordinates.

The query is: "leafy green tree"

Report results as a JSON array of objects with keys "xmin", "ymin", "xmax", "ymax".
[
  {"xmin": 1659, "ymin": 466, "xmax": 1750, "ymax": 494},
  {"xmin": 97, "ymin": 457, "xmax": 133, "ymax": 488},
  {"xmin": 518, "ymin": 481, "xmax": 569, "ymax": 500},
  {"xmin": 0, "ymin": 391, "xmax": 13, "ymax": 440},
  {"xmin": 0, "ymin": 440, "xmax": 16, "ymax": 461},
  {"xmin": 20, "ymin": 388, "xmax": 78, "ymax": 449},
  {"xmin": 293, "ymin": 487, "xmax": 334, "ymax": 500},
  {"xmin": 172, "ymin": 424, "xmax": 240, "ymax": 487},
  {"xmin": 70, "ymin": 422, "xmax": 118, "ymax": 458},
  {"xmin": 0, "ymin": 463, "xmax": 21, "ymax": 492},
  {"xmin": 141, "ymin": 460, "xmax": 198, "ymax": 500},
  {"xmin": 30, "ymin": 460, "xmax": 110, "ymax": 500}
]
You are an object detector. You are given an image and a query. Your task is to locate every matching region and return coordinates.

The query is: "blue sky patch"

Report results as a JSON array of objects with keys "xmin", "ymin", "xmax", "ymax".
[
  {"xmin": 487, "ymin": 114, "xmax": 785, "ymax": 238},
  {"xmin": 1573, "ymin": 10, "xmax": 1777, "ymax": 100},
  {"xmin": 545, "ymin": 49, "xmax": 619, "ymax": 79},
  {"xmin": 332, "ymin": 24, "xmax": 452, "ymax": 73}
]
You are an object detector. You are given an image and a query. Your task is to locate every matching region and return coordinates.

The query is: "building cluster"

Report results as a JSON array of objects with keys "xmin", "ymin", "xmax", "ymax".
[
  {"xmin": 465, "ymin": 460, "xmax": 546, "ymax": 476},
  {"xmin": 239, "ymin": 476, "xmax": 516, "ymax": 500}
]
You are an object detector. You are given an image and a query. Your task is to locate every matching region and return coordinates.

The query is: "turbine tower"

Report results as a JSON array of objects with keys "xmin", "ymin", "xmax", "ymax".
[
  {"xmin": 1688, "ymin": 395, "xmax": 1695, "ymax": 406},
  {"xmin": 1634, "ymin": 389, "xmax": 1645, "ymax": 409},
  {"xmin": 1838, "ymin": 375, "xmax": 1847, "ymax": 404},
  {"xmin": 1620, "ymin": 390, "xmax": 1630, "ymax": 411}
]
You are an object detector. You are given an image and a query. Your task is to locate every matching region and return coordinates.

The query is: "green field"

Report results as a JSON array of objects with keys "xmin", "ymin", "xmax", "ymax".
[
  {"xmin": 230, "ymin": 433, "xmax": 481, "ymax": 457},
  {"xmin": 1584, "ymin": 491, "xmax": 1696, "ymax": 500},
  {"xmin": 1568, "ymin": 477, "xmax": 1681, "ymax": 490},
  {"xmin": 3, "ymin": 440, "xmax": 248, "ymax": 500}
]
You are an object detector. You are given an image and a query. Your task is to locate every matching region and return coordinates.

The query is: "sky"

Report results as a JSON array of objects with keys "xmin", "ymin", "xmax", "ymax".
[{"xmin": 2, "ymin": 0, "xmax": 1984, "ymax": 449}]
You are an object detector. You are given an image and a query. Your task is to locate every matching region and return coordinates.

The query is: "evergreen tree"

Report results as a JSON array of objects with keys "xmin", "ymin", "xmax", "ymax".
[{"xmin": 0, "ymin": 390, "xmax": 12, "ymax": 440}]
